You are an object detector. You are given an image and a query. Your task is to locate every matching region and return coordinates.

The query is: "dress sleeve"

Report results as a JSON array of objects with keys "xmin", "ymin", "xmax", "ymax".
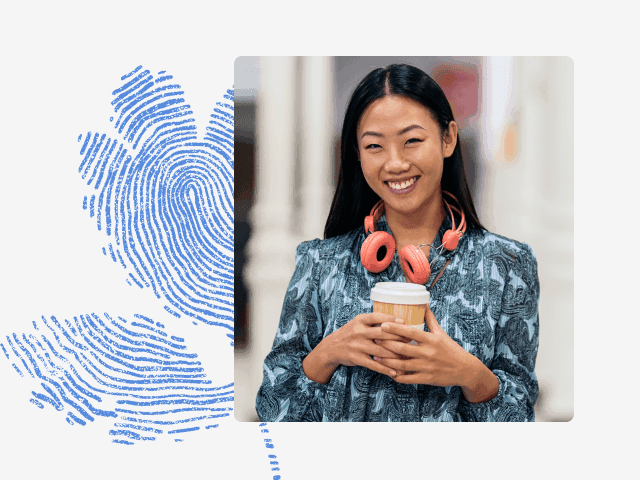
[
  {"xmin": 255, "ymin": 240, "xmax": 328, "ymax": 422},
  {"xmin": 459, "ymin": 244, "xmax": 540, "ymax": 422}
]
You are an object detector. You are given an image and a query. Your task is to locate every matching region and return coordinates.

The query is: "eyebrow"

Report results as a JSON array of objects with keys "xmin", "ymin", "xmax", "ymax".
[{"xmin": 360, "ymin": 124, "xmax": 425, "ymax": 139}]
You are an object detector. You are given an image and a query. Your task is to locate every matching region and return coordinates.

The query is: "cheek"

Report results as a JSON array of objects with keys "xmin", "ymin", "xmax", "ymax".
[
  {"xmin": 360, "ymin": 162, "xmax": 383, "ymax": 192},
  {"xmin": 360, "ymin": 166, "xmax": 376, "ymax": 188}
]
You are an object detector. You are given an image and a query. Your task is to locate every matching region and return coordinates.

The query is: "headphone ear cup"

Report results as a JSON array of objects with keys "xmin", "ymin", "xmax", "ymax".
[
  {"xmin": 442, "ymin": 230, "xmax": 461, "ymax": 251},
  {"xmin": 360, "ymin": 232, "xmax": 395, "ymax": 273},
  {"xmin": 399, "ymin": 245, "xmax": 431, "ymax": 284}
]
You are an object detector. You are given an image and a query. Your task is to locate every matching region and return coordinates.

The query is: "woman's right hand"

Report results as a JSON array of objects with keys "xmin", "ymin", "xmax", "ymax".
[{"xmin": 302, "ymin": 313, "xmax": 408, "ymax": 384}]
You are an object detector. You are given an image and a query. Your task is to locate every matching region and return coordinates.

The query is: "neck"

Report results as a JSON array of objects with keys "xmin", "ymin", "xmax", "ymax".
[{"xmin": 384, "ymin": 191, "xmax": 446, "ymax": 247}]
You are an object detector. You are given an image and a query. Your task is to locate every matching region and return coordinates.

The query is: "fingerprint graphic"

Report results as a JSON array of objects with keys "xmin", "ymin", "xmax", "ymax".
[
  {"xmin": 1, "ymin": 313, "xmax": 232, "ymax": 444},
  {"xmin": 260, "ymin": 423, "xmax": 282, "ymax": 479},
  {"xmin": 0, "ymin": 65, "xmax": 240, "ymax": 446},
  {"xmin": 77, "ymin": 66, "xmax": 234, "ymax": 343}
]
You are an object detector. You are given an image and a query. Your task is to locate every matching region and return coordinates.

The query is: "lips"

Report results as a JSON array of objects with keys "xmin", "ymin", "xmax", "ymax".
[{"xmin": 385, "ymin": 175, "xmax": 419, "ymax": 193}]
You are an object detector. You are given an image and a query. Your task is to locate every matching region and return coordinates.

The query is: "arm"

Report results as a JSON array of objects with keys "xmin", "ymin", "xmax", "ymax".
[
  {"xmin": 255, "ymin": 241, "xmax": 326, "ymax": 422},
  {"xmin": 375, "ymin": 244, "xmax": 539, "ymax": 420},
  {"xmin": 256, "ymin": 242, "xmax": 406, "ymax": 421},
  {"xmin": 303, "ymin": 313, "xmax": 405, "ymax": 384},
  {"xmin": 458, "ymin": 245, "xmax": 540, "ymax": 421}
]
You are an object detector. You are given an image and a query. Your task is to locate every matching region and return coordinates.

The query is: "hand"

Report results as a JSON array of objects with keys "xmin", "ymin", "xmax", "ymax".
[
  {"xmin": 373, "ymin": 307, "xmax": 498, "ymax": 402},
  {"xmin": 302, "ymin": 313, "xmax": 409, "ymax": 383}
]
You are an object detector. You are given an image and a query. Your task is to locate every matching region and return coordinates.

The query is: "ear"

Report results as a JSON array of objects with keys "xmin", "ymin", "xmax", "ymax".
[{"xmin": 442, "ymin": 121, "xmax": 458, "ymax": 158}]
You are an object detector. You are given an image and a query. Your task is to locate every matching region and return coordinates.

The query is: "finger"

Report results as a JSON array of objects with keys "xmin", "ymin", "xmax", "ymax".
[
  {"xmin": 381, "ymin": 322, "xmax": 430, "ymax": 342},
  {"xmin": 424, "ymin": 305, "xmax": 444, "ymax": 335},
  {"xmin": 391, "ymin": 372, "xmax": 421, "ymax": 384},
  {"xmin": 367, "ymin": 343, "xmax": 404, "ymax": 360},
  {"xmin": 375, "ymin": 340, "xmax": 420, "ymax": 357},
  {"xmin": 367, "ymin": 328, "xmax": 410, "ymax": 342},
  {"xmin": 360, "ymin": 313, "xmax": 404, "ymax": 326},
  {"xmin": 373, "ymin": 357, "xmax": 420, "ymax": 372},
  {"xmin": 356, "ymin": 354, "xmax": 398, "ymax": 378},
  {"xmin": 374, "ymin": 338, "xmax": 411, "ymax": 352}
]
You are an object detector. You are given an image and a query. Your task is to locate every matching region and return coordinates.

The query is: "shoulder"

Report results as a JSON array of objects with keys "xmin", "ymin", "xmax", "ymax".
[
  {"xmin": 289, "ymin": 229, "xmax": 362, "ymax": 300},
  {"xmin": 295, "ymin": 227, "xmax": 362, "ymax": 262},
  {"xmin": 466, "ymin": 228, "xmax": 537, "ymax": 266},
  {"xmin": 466, "ymin": 228, "xmax": 539, "ymax": 292}
]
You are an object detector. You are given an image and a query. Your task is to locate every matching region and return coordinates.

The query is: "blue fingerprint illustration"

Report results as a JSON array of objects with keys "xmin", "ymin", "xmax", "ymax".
[
  {"xmin": 78, "ymin": 65, "xmax": 234, "ymax": 342},
  {"xmin": 0, "ymin": 65, "xmax": 245, "ymax": 448},
  {"xmin": 1, "ymin": 313, "xmax": 232, "ymax": 444}
]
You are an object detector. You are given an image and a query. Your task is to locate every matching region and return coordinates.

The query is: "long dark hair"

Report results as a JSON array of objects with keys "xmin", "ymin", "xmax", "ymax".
[{"xmin": 324, "ymin": 63, "xmax": 484, "ymax": 239}]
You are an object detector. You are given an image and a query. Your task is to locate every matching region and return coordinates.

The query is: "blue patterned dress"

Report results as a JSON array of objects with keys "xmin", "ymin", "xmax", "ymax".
[{"xmin": 255, "ymin": 213, "xmax": 540, "ymax": 421}]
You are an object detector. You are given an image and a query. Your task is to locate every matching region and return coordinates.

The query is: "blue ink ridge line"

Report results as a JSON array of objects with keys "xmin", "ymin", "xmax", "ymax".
[
  {"xmin": 167, "ymin": 426, "xmax": 199, "ymax": 434},
  {"xmin": 112, "ymin": 439, "xmax": 134, "ymax": 445},
  {"xmin": 116, "ymin": 248, "xmax": 126, "ymax": 268},
  {"xmin": 134, "ymin": 314, "xmax": 154, "ymax": 324},
  {"xmin": 68, "ymin": 411, "xmax": 87, "ymax": 426}
]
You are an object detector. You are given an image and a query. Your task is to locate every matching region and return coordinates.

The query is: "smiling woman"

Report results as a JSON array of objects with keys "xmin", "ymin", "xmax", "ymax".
[{"xmin": 255, "ymin": 64, "xmax": 540, "ymax": 422}]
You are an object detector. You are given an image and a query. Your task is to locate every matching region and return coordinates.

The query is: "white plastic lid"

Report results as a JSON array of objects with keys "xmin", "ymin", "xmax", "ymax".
[{"xmin": 370, "ymin": 282, "xmax": 430, "ymax": 305}]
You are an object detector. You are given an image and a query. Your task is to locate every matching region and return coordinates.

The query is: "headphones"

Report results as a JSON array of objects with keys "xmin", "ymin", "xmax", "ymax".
[{"xmin": 360, "ymin": 190, "xmax": 466, "ymax": 284}]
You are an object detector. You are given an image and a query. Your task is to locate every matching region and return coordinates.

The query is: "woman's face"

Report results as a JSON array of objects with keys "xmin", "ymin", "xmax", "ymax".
[{"xmin": 356, "ymin": 95, "xmax": 457, "ymax": 217}]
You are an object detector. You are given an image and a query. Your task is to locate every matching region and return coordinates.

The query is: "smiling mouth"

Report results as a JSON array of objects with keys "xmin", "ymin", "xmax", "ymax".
[{"xmin": 385, "ymin": 176, "xmax": 419, "ymax": 191}]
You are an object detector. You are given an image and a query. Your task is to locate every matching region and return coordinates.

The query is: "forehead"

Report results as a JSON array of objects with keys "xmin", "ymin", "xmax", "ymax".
[{"xmin": 357, "ymin": 95, "xmax": 436, "ymax": 133}]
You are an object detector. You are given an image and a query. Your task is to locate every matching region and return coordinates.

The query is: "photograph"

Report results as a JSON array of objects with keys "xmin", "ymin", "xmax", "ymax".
[{"xmin": 235, "ymin": 56, "xmax": 573, "ymax": 422}]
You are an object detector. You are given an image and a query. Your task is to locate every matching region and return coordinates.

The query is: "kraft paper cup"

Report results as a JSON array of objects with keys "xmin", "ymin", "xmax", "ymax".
[
  {"xmin": 370, "ymin": 282, "xmax": 429, "ymax": 329},
  {"xmin": 370, "ymin": 282, "xmax": 430, "ymax": 375}
]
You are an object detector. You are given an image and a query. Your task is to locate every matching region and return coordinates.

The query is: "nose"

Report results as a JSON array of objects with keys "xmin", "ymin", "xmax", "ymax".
[{"xmin": 384, "ymin": 147, "xmax": 410, "ymax": 174}]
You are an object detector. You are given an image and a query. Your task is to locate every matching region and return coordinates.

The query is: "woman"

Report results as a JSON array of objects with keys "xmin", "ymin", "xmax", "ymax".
[{"xmin": 255, "ymin": 64, "xmax": 539, "ymax": 422}]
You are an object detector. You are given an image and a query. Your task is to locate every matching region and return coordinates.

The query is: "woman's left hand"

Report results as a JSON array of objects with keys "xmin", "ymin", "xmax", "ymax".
[{"xmin": 373, "ymin": 306, "xmax": 499, "ymax": 403}]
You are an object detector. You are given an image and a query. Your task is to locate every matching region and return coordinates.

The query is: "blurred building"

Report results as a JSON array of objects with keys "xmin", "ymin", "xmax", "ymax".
[{"xmin": 234, "ymin": 56, "xmax": 573, "ymax": 422}]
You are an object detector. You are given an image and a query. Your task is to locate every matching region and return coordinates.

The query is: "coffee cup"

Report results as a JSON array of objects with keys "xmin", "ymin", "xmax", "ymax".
[
  {"xmin": 370, "ymin": 282, "xmax": 430, "ymax": 375},
  {"xmin": 370, "ymin": 282, "xmax": 429, "ymax": 328}
]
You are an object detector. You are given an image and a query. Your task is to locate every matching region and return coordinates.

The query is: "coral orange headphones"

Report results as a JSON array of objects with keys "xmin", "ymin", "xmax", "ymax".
[{"xmin": 360, "ymin": 191, "xmax": 466, "ymax": 284}]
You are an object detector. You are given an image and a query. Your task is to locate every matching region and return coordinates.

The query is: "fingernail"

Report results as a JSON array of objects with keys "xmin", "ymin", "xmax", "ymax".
[
  {"xmin": 395, "ymin": 318, "xmax": 404, "ymax": 323},
  {"xmin": 373, "ymin": 356, "xmax": 381, "ymax": 361},
  {"xmin": 389, "ymin": 370, "xmax": 397, "ymax": 377}
]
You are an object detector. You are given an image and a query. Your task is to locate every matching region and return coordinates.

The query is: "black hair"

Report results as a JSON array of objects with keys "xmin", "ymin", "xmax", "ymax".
[{"xmin": 324, "ymin": 63, "xmax": 485, "ymax": 239}]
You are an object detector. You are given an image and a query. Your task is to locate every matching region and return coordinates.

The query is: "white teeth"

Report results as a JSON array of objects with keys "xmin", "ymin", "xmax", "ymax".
[{"xmin": 388, "ymin": 177, "xmax": 416, "ymax": 190}]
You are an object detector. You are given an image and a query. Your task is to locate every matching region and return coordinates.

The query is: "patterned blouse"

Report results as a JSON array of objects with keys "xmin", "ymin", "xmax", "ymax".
[{"xmin": 255, "ymin": 213, "xmax": 540, "ymax": 422}]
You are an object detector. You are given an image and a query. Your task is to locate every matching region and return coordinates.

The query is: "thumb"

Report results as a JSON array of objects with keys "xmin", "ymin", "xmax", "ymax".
[{"xmin": 424, "ymin": 305, "xmax": 444, "ymax": 335}]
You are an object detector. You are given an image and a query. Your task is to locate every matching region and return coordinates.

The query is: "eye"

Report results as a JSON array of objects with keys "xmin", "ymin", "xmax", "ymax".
[
  {"xmin": 364, "ymin": 143, "xmax": 381, "ymax": 150},
  {"xmin": 406, "ymin": 138, "xmax": 422, "ymax": 145}
]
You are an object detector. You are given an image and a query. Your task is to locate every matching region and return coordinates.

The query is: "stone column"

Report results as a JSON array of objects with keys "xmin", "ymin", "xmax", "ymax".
[
  {"xmin": 242, "ymin": 56, "xmax": 299, "ymax": 420},
  {"xmin": 299, "ymin": 56, "xmax": 335, "ymax": 240}
]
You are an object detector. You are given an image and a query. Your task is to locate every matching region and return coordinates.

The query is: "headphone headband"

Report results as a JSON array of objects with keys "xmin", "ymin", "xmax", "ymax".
[{"xmin": 360, "ymin": 190, "xmax": 467, "ymax": 284}]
